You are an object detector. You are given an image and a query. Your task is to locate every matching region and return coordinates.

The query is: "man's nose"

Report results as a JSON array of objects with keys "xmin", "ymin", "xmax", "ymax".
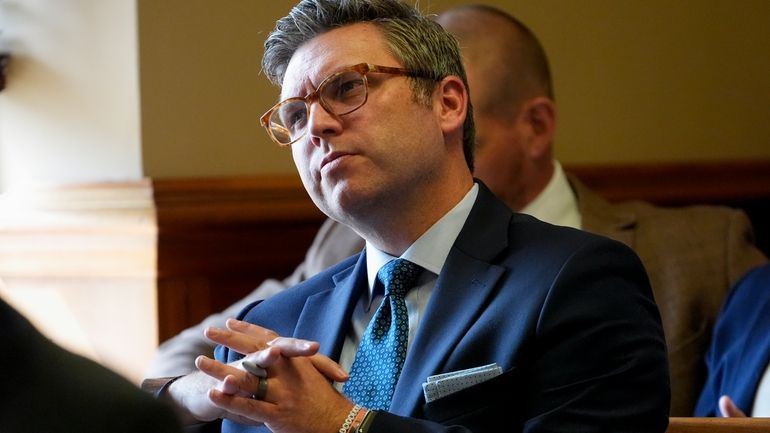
[{"xmin": 306, "ymin": 101, "xmax": 342, "ymax": 143}]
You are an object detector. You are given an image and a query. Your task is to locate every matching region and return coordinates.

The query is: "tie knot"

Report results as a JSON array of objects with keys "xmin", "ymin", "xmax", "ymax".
[{"xmin": 377, "ymin": 258, "xmax": 421, "ymax": 298}]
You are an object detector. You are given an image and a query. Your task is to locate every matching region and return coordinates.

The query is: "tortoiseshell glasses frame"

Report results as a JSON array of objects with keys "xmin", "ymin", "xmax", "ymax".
[{"xmin": 260, "ymin": 63, "xmax": 434, "ymax": 146}]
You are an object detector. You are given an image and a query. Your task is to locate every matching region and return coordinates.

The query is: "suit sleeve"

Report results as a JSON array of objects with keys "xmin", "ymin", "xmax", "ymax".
[{"xmin": 521, "ymin": 237, "xmax": 670, "ymax": 432}]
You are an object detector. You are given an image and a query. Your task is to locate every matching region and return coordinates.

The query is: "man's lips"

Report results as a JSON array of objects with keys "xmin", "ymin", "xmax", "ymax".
[{"xmin": 320, "ymin": 151, "xmax": 353, "ymax": 171}]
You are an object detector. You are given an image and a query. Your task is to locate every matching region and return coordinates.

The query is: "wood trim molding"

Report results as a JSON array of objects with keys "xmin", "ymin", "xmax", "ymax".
[
  {"xmin": 666, "ymin": 417, "xmax": 770, "ymax": 433},
  {"xmin": 565, "ymin": 160, "xmax": 770, "ymax": 205},
  {"xmin": 151, "ymin": 175, "xmax": 325, "ymax": 277},
  {"xmin": 152, "ymin": 175, "xmax": 322, "ymax": 228},
  {"xmin": 0, "ymin": 180, "xmax": 156, "ymax": 278}
]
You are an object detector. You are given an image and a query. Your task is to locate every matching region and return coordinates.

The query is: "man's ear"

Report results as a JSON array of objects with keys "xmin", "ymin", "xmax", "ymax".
[
  {"xmin": 521, "ymin": 96, "xmax": 556, "ymax": 159},
  {"xmin": 435, "ymin": 76, "xmax": 468, "ymax": 136}
]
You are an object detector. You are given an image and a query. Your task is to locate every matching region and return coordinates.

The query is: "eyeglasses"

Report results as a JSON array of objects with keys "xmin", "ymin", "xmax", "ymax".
[{"xmin": 260, "ymin": 63, "xmax": 434, "ymax": 146}]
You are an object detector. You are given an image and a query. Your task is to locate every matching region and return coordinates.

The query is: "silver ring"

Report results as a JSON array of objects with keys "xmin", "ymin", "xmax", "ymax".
[
  {"xmin": 252, "ymin": 376, "xmax": 268, "ymax": 401},
  {"xmin": 242, "ymin": 360, "xmax": 267, "ymax": 378}
]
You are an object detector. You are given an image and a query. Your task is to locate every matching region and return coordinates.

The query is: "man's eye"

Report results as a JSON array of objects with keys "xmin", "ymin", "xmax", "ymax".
[
  {"xmin": 328, "ymin": 76, "xmax": 365, "ymax": 102},
  {"xmin": 280, "ymin": 105, "xmax": 307, "ymax": 131},
  {"xmin": 288, "ymin": 110, "xmax": 307, "ymax": 133},
  {"xmin": 337, "ymin": 78, "xmax": 365, "ymax": 96}
]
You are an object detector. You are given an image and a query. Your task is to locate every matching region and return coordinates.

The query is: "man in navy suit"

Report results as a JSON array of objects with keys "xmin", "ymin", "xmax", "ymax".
[
  {"xmin": 156, "ymin": 1, "xmax": 670, "ymax": 431},
  {"xmin": 695, "ymin": 263, "xmax": 770, "ymax": 417}
]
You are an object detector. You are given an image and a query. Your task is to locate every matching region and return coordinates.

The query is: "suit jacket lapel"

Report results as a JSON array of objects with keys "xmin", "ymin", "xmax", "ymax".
[
  {"xmin": 294, "ymin": 253, "xmax": 368, "ymax": 359},
  {"xmin": 390, "ymin": 182, "xmax": 510, "ymax": 416}
]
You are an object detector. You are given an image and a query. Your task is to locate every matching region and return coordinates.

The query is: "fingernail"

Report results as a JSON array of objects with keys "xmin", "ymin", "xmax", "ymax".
[{"xmin": 228, "ymin": 319, "xmax": 246, "ymax": 329}]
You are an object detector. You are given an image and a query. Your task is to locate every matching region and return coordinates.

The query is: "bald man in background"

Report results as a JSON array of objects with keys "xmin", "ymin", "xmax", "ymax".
[{"xmin": 146, "ymin": 4, "xmax": 767, "ymax": 416}]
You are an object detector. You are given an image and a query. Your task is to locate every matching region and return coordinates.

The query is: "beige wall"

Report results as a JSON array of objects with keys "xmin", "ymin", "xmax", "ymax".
[
  {"xmin": 1, "ymin": 0, "xmax": 144, "ymax": 190},
  {"xmin": 139, "ymin": 0, "xmax": 770, "ymax": 178}
]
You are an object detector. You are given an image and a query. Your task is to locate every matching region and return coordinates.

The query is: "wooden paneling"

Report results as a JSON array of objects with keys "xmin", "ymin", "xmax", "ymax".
[
  {"xmin": 151, "ymin": 176, "xmax": 325, "ymax": 342},
  {"xmin": 568, "ymin": 160, "xmax": 770, "ymax": 205}
]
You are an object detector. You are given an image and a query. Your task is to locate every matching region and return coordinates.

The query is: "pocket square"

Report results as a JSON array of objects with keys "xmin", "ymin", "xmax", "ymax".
[{"xmin": 422, "ymin": 363, "xmax": 502, "ymax": 403}]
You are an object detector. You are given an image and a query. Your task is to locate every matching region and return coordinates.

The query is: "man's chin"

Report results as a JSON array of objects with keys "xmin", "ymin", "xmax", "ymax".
[{"xmin": 320, "ymin": 181, "xmax": 378, "ymax": 220}]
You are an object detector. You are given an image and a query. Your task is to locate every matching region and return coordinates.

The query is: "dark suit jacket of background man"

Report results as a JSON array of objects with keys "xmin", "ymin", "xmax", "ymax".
[
  {"xmin": 0, "ymin": 297, "xmax": 182, "ymax": 433},
  {"xmin": 695, "ymin": 264, "xmax": 770, "ymax": 416},
  {"xmin": 217, "ymin": 183, "xmax": 670, "ymax": 433}
]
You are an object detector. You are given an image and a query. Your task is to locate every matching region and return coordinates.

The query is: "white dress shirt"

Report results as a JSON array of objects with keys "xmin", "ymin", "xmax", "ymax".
[
  {"xmin": 520, "ymin": 161, "xmax": 581, "ymax": 229},
  {"xmin": 752, "ymin": 362, "xmax": 770, "ymax": 415}
]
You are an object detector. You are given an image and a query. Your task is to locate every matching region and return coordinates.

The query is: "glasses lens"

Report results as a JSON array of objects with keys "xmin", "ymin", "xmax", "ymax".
[
  {"xmin": 320, "ymin": 70, "xmax": 367, "ymax": 116},
  {"xmin": 265, "ymin": 68, "xmax": 369, "ymax": 146},
  {"xmin": 269, "ymin": 100, "xmax": 308, "ymax": 145}
]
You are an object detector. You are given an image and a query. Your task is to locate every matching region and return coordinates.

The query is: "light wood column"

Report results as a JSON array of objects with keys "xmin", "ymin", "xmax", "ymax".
[{"xmin": 0, "ymin": 180, "xmax": 157, "ymax": 383}]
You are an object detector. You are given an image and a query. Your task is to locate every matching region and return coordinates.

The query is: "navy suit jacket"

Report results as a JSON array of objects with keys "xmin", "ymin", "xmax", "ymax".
[
  {"xmin": 218, "ymin": 183, "xmax": 670, "ymax": 432},
  {"xmin": 694, "ymin": 264, "xmax": 770, "ymax": 416}
]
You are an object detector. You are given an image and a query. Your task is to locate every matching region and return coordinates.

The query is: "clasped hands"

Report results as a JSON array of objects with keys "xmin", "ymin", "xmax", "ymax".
[{"xmin": 169, "ymin": 318, "xmax": 357, "ymax": 433}]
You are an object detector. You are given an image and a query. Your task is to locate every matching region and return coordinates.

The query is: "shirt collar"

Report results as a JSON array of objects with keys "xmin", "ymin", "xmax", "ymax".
[
  {"xmin": 520, "ymin": 160, "xmax": 581, "ymax": 229},
  {"xmin": 365, "ymin": 183, "xmax": 479, "ymax": 293}
]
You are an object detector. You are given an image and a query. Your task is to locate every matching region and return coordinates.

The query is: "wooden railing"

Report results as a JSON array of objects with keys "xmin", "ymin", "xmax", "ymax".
[{"xmin": 667, "ymin": 417, "xmax": 770, "ymax": 432}]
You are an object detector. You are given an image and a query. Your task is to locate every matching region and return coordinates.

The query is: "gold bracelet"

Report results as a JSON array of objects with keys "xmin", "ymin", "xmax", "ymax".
[
  {"xmin": 348, "ymin": 407, "xmax": 369, "ymax": 433},
  {"xmin": 339, "ymin": 404, "xmax": 362, "ymax": 433}
]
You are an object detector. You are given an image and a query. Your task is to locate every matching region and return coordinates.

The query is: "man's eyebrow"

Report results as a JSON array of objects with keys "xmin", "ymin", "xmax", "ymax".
[
  {"xmin": 282, "ymin": 67, "xmax": 327, "ymax": 99},
  {"xmin": 281, "ymin": 79, "xmax": 313, "ymax": 100},
  {"xmin": 282, "ymin": 65, "xmax": 345, "ymax": 99}
]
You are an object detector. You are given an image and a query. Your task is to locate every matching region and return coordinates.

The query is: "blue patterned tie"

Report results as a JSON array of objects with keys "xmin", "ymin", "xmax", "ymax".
[{"xmin": 344, "ymin": 258, "xmax": 422, "ymax": 410}]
